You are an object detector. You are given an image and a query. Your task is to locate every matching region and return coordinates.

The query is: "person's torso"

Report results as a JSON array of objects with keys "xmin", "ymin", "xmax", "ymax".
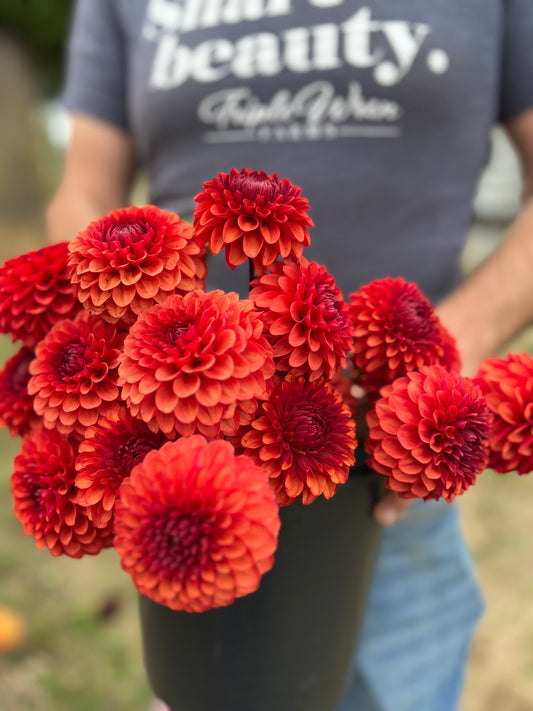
[{"xmin": 115, "ymin": 0, "xmax": 504, "ymax": 300}]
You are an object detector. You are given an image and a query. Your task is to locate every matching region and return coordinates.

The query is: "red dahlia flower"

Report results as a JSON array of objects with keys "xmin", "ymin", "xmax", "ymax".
[
  {"xmin": 114, "ymin": 435, "xmax": 280, "ymax": 612},
  {"xmin": 348, "ymin": 278, "xmax": 461, "ymax": 393},
  {"xmin": 11, "ymin": 428, "xmax": 113, "ymax": 557},
  {"xmin": 365, "ymin": 365, "xmax": 491, "ymax": 502},
  {"xmin": 0, "ymin": 242, "xmax": 83, "ymax": 347},
  {"xmin": 75, "ymin": 407, "xmax": 168, "ymax": 530},
  {"xmin": 193, "ymin": 168, "xmax": 313, "ymax": 274},
  {"xmin": 0, "ymin": 346, "xmax": 40, "ymax": 436},
  {"xmin": 476, "ymin": 353, "xmax": 533, "ymax": 474},
  {"xmin": 249, "ymin": 258, "xmax": 353, "ymax": 382},
  {"xmin": 119, "ymin": 290, "xmax": 274, "ymax": 438},
  {"xmin": 28, "ymin": 313, "xmax": 124, "ymax": 438},
  {"xmin": 241, "ymin": 375, "xmax": 357, "ymax": 506},
  {"xmin": 68, "ymin": 205, "xmax": 206, "ymax": 325}
]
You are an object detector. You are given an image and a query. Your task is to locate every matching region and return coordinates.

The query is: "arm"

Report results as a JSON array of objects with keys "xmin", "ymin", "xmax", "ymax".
[
  {"xmin": 46, "ymin": 112, "xmax": 136, "ymax": 243},
  {"xmin": 436, "ymin": 108, "xmax": 533, "ymax": 376},
  {"xmin": 374, "ymin": 108, "xmax": 533, "ymax": 526}
]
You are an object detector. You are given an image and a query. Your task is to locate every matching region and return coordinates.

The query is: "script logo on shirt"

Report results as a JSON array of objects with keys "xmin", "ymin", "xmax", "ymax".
[{"xmin": 143, "ymin": 0, "xmax": 450, "ymax": 143}]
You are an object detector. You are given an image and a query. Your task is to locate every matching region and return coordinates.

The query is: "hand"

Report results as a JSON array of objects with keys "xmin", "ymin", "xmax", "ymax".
[
  {"xmin": 373, "ymin": 491, "xmax": 414, "ymax": 526},
  {"xmin": 350, "ymin": 384, "xmax": 415, "ymax": 526}
]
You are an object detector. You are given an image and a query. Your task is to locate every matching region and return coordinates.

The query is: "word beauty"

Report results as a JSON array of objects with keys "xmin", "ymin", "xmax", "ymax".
[{"xmin": 149, "ymin": 5, "xmax": 446, "ymax": 89}]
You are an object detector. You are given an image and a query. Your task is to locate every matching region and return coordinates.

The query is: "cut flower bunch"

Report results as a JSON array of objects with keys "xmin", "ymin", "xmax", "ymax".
[{"xmin": 1, "ymin": 169, "xmax": 531, "ymax": 613}]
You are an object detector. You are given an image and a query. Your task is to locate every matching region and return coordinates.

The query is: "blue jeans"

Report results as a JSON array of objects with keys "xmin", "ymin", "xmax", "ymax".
[{"xmin": 336, "ymin": 499, "xmax": 484, "ymax": 711}]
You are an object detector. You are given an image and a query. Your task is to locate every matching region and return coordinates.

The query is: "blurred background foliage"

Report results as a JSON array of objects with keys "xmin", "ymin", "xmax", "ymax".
[
  {"xmin": 0, "ymin": 0, "xmax": 72, "ymax": 96},
  {"xmin": 0, "ymin": 1, "xmax": 72, "ymax": 231}
]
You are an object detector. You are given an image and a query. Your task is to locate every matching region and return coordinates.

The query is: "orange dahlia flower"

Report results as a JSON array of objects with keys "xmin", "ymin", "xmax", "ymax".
[
  {"xmin": 348, "ymin": 277, "xmax": 460, "ymax": 393},
  {"xmin": 11, "ymin": 428, "xmax": 114, "ymax": 557},
  {"xmin": 114, "ymin": 435, "xmax": 280, "ymax": 612},
  {"xmin": 476, "ymin": 353, "xmax": 533, "ymax": 474},
  {"xmin": 249, "ymin": 258, "xmax": 353, "ymax": 382},
  {"xmin": 365, "ymin": 365, "xmax": 491, "ymax": 502},
  {"xmin": 28, "ymin": 313, "xmax": 124, "ymax": 438},
  {"xmin": 0, "ymin": 346, "xmax": 40, "ymax": 437},
  {"xmin": 0, "ymin": 242, "xmax": 83, "ymax": 347},
  {"xmin": 241, "ymin": 375, "xmax": 357, "ymax": 506},
  {"xmin": 75, "ymin": 407, "xmax": 169, "ymax": 530},
  {"xmin": 68, "ymin": 205, "xmax": 206, "ymax": 325},
  {"xmin": 193, "ymin": 168, "xmax": 313, "ymax": 274},
  {"xmin": 119, "ymin": 290, "xmax": 274, "ymax": 438}
]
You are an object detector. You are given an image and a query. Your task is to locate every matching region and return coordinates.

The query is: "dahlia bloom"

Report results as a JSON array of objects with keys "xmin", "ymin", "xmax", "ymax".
[
  {"xmin": 0, "ymin": 346, "xmax": 40, "ymax": 437},
  {"xmin": 193, "ymin": 168, "xmax": 313, "ymax": 274},
  {"xmin": 249, "ymin": 258, "xmax": 353, "ymax": 382},
  {"xmin": 476, "ymin": 353, "xmax": 533, "ymax": 474},
  {"xmin": 0, "ymin": 242, "xmax": 83, "ymax": 347},
  {"xmin": 241, "ymin": 375, "xmax": 357, "ymax": 506},
  {"xmin": 75, "ymin": 407, "xmax": 169, "ymax": 529},
  {"xmin": 114, "ymin": 435, "xmax": 280, "ymax": 612},
  {"xmin": 365, "ymin": 365, "xmax": 491, "ymax": 502},
  {"xmin": 348, "ymin": 277, "xmax": 461, "ymax": 393},
  {"xmin": 68, "ymin": 205, "xmax": 206, "ymax": 325},
  {"xmin": 11, "ymin": 428, "xmax": 114, "ymax": 557},
  {"xmin": 28, "ymin": 313, "xmax": 124, "ymax": 438},
  {"xmin": 119, "ymin": 290, "xmax": 275, "ymax": 438}
]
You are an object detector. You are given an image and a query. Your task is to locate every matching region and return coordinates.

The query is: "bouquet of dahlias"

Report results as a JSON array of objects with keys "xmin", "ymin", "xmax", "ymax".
[{"xmin": 1, "ymin": 168, "xmax": 531, "ymax": 616}]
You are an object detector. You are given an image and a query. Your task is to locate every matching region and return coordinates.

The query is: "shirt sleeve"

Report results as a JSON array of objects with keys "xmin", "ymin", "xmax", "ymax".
[
  {"xmin": 500, "ymin": 0, "xmax": 533, "ymax": 122},
  {"xmin": 61, "ymin": 0, "xmax": 129, "ymax": 130}
]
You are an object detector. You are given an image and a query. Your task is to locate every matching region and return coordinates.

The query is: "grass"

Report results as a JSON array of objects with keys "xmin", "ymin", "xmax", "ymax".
[
  {"xmin": 1, "ymin": 228, "xmax": 532, "ymax": 710},
  {"xmin": 0, "ymin": 410, "xmax": 153, "ymax": 710},
  {"xmin": 460, "ymin": 423, "xmax": 533, "ymax": 710}
]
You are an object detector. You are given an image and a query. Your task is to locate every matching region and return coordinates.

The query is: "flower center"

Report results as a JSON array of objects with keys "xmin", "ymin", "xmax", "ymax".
[
  {"xmin": 117, "ymin": 438, "xmax": 155, "ymax": 474},
  {"xmin": 150, "ymin": 511, "xmax": 215, "ymax": 577},
  {"xmin": 106, "ymin": 223, "xmax": 145, "ymax": 247},
  {"xmin": 314, "ymin": 282, "xmax": 345, "ymax": 326},
  {"xmin": 290, "ymin": 409, "xmax": 328, "ymax": 451},
  {"xmin": 167, "ymin": 319, "xmax": 191, "ymax": 344},
  {"xmin": 57, "ymin": 343, "xmax": 86, "ymax": 378},
  {"xmin": 393, "ymin": 295, "xmax": 435, "ymax": 341},
  {"xmin": 233, "ymin": 171, "xmax": 280, "ymax": 202}
]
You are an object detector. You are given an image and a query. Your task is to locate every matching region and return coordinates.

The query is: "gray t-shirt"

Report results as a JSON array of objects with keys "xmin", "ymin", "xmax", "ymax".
[{"xmin": 63, "ymin": 0, "xmax": 533, "ymax": 302}]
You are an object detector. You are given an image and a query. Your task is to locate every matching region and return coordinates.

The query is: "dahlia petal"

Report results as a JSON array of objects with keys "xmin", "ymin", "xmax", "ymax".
[
  {"xmin": 77, "ymin": 409, "xmax": 99, "ymax": 428},
  {"xmin": 288, "ymin": 323, "xmax": 307, "ymax": 348},
  {"xmin": 89, "ymin": 285, "xmax": 112, "ymax": 307},
  {"xmin": 155, "ymin": 382, "xmax": 179, "ymax": 414},
  {"xmin": 98, "ymin": 271, "xmax": 122, "ymax": 291},
  {"xmin": 134, "ymin": 276, "xmax": 159, "ymax": 299},
  {"xmin": 242, "ymin": 231, "xmax": 263, "ymax": 259},
  {"xmin": 177, "ymin": 397, "xmax": 199, "ymax": 424},
  {"xmin": 96, "ymin": 380, "xmax": 119, "ymax": 401},
  {"xmin": 222, "ymin": 219, "xmax": 242, "ymax": 244},
  {"xmin": 62, "ymin": 394, "xmax": 80, "ymax": 413},
  {"xmin": 260, "ymin": 221, "xmax": 281, "ymax": 245},
  {"xmin": 197, "ymin": 403, "xmax": 224, "ymax": 426},
  {"xmin": 288, "ymin": 347, "xmax": 308, "ymax": 368},
  {"xmin": 168, "ymin": 374, "xmax": 199, "ymax": 402},
  {"xmin": 227, "ymin": 240, "xmax": 247, "ymax": 267},
  {"xmin": 112, "ymin": 284, "xmax": 137, "ymax": 308},
  {"xmin": 396, "ymin": 425, "xmax": 420, "ymax": 450},
  {"xmin": 195, "ymin": 379, "xmax": 223, "ymax": 408}
]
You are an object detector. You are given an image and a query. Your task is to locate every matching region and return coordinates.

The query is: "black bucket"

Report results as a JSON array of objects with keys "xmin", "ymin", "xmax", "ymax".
[{"xmin": 139, "ymin": 468, "xmax": 382, "ymax": 711}]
